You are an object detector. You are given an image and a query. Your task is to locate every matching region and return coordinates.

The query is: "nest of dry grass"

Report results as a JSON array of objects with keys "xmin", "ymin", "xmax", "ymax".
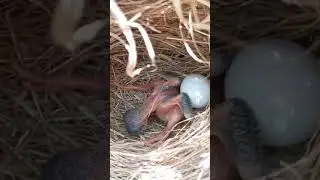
[
  {"xmin": 0, "ymin": 0, "xmax": 107, "ymax": 179},
  {"xmin": 214, "ymin": 0, "xmax": 320, "ymax": 179},
  {"xmin": 6, "ymin": 0, "xmax": 320, "ymax": 179},
  {"xmin": 110, "ymin": 0, "xmax": 210, "ymax": 179}
]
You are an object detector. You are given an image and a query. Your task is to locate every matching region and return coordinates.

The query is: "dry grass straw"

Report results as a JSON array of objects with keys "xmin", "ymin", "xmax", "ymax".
[
  {"xmin": 110, "ymin": 0, "xmax": 210, "ymax": 179},
  {"xmin": 0, "ymin": 0, "xmax": 107, "ymax": 179},
  {"xmin": 214, "ymin": 0, "xmax": 320, "ymax": 179}
]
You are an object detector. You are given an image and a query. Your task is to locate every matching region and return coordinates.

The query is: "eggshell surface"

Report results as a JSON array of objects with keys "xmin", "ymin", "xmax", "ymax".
[
  {"xmin": 180, "ymin": 74, "xmax": 210, "ymax": 109},
  {"xmin": 225, "ymin": 39, "xmax": 320, "ymax": 147}
]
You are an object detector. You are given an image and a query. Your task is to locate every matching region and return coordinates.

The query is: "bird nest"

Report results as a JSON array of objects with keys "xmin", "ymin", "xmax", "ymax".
[
  {"xmin": 110, "ymin": 0, "xmax": 210, "ymax": 179},
  {"xmin": 214, "ymin": 0, "xmax": 320, "ymax": 179},
  {"xmin": 0, "ymin": 0, "xmax": 107, "ymax": 179}
]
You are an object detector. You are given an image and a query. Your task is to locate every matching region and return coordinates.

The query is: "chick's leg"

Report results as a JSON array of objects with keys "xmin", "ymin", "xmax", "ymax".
[
  {"xmin": 114, "ymin": 81, "xmax": 165, "ymax": 91},
  {"xmin": 137, "ymin": 92, "xmax": 166, "ymax": 128},
  {"xmin": 14, "ymin": 64, "xmax": 105, "ymax": 93},
  {"xmin": 144, "ymin": 106, "xmax": 183, "ymax": 147},
  {"xmin": 114, "ymin": 78, "xmax": 181, "ymax": 92}
]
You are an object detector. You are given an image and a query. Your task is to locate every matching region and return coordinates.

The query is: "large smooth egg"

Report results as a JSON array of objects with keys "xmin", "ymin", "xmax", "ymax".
[
  {"xmin": 180, "ymin": 74, "xmax": 210, "ymax": 108},
  {"xmin": 225, "ymin": 39, "xmax": 320, "ymax": 147}
]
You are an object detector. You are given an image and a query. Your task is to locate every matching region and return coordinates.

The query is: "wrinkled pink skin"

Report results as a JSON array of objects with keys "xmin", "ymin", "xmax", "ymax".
[{"xmin": 118, "ymin": 78, "xmax": 188, "ymax": 147}]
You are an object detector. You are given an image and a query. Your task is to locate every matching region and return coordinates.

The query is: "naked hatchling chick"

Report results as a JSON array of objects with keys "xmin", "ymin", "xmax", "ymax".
[{"xmin": 118, "ymin": 76, "xmax": 193, "ymax": 147}]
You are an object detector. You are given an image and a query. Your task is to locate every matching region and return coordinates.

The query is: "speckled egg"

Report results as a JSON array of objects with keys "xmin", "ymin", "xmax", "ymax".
[
  {"xmin": 180, "ymin": 74, "xmax": 210, "ymax": 109},
  {"xmin": 225, "ymin": 38, "xmax": 320, "ymax": 147}
]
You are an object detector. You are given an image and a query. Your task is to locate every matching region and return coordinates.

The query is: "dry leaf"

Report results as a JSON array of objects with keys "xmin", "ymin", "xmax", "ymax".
[
  {"xmin": 51, "ymin": 0, "xmax": 105, "ymax": 51},
  {"xmin": 51, "ymin": 0, "xmax": 85, "ymax": 49},
  {"xmin": 67, "ymin": 20, "xmax": 106, "ymax": 50}
]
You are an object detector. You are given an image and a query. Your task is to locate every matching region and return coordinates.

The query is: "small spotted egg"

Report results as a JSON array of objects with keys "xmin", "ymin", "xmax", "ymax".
[{"xmin": 180, "ymin": 74, "xmax": 210, "ymax": 109}]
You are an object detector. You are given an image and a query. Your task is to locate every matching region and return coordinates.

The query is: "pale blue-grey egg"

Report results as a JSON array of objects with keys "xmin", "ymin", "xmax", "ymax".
[
  {"xmin": 225, "ymin": 38, "xmax": 320, "ymax": 147},
  {"xmin": 180, "ymin": 74, "xmax": 210, "ymax": 109}
]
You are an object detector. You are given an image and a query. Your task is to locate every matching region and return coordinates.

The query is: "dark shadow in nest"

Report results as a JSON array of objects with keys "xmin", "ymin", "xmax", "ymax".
[{"xmin": 0, "ymin": 0, "xmax": 108, "ymax": 180}]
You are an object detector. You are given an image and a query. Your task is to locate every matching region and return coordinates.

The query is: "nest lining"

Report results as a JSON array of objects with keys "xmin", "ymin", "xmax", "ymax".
[
  {"xmin": 110, "ymin": 0, "xmax": 210, "ymax": 179},
  {"xmin": 0, "ymin": 0, "xmax": 107, "ymax": 179}
]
